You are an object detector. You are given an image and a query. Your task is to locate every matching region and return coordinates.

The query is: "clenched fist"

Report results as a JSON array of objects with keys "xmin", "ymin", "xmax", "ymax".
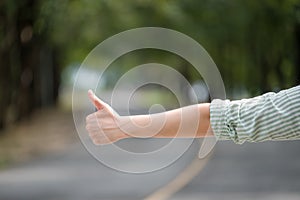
[{"xmin": 85, "ymin": 90, "xmax": 129, "ymax": 145}]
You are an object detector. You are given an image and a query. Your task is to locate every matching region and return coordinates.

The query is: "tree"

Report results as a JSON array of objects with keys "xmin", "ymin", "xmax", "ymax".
[{"xmin": 0, "ymin": 0, "xmax": 59, "ymax": 130}]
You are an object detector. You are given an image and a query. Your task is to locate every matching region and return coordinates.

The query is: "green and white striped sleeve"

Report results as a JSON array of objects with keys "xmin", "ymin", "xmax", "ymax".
[{"xmin": 210, "ymin": 85, "xmax": 300, "ymax": 144}]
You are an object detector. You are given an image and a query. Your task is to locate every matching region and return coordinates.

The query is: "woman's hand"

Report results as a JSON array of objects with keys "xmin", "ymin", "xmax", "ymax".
[{"xmin": 85, "ymin": 90, "xmax": 129, "ymax": 145}]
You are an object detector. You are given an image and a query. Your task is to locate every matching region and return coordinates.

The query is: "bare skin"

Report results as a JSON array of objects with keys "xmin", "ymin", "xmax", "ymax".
[{"xmin": 85, "ymin": 90, "xmax": 213, "ymax": 145}]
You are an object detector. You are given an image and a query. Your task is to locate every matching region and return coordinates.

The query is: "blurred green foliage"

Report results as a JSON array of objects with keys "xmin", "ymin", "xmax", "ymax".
[
  {"xmin": 0, "ymin": 0, "xmax": 300, "ymax": 129},
  {"xmin": 41, "ymin": 0, "xmax": 300, "ymax": 93}
]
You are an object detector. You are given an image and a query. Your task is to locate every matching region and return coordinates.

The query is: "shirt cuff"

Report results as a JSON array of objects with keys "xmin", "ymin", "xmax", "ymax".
[{"xmin": 210, "ymin": 99, "xmax": 232, "ymax": 141}]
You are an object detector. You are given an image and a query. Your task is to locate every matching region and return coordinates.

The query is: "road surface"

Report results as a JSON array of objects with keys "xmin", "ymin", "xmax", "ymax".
[{"xmin": 0, "ymin": 138, "xmax": 300, "ymax": 200}]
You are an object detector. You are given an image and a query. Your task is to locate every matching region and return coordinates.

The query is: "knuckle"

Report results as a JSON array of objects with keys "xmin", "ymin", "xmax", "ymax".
[
  {"xmin": 86, "ymin": 114, "xmax": 93, "ymax": 122},
  {"xmin": 95, "ymin": 120, "xmax": 102, "ymax": 128},
  {"xmin": 108, "ymin": 134, "xmax": 117, "ymax": 142},
  {"xmin": 96, "ymin": 111, "xmax": 103, "ymax": 118},
  {"xmin": 89, "ymin": 131, "xmax": 98, "ymax": 138},
  {"xmin": 86, "ymin": 124, "xmax": 95, "ymax": 131},
  {"xmin": 93, "ymin": 139, "xmax": 101, "ymax": 145}
]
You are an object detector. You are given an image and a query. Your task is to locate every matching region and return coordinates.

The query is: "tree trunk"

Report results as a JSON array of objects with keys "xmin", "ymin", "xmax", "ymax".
[{"xmin": 0, "ymin": 0, "xmax": 60, "ymax": 131}]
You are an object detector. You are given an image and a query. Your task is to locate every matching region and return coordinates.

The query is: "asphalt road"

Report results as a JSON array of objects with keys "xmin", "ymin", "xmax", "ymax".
[
  {"xmin": 0, "ymin": 138, "xmax": 300, "ymax": 200},
  {"xmin": 0, "ymin": 138, "xmax": 200, "ymax": 200},
  {"xmin": 173, "ymin": 140, "xmax": 300, "ymax": 199}
]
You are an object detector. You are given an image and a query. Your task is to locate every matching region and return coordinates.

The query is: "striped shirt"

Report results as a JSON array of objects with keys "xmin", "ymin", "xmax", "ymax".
[{"xmin": 210, "ymin": 85, "xmax": 300, "ymax": 144}]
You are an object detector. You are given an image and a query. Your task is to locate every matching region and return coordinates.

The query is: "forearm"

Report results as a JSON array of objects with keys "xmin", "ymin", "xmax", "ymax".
[{"xmin": 119, "ymin": 103, "xmax": 213, "ymax": 138}]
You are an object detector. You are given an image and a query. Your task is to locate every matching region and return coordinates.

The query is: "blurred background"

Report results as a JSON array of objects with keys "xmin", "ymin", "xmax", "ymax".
[{"xmin": 0, "ymin": 0, "xmax": 300, "ymax": 200}]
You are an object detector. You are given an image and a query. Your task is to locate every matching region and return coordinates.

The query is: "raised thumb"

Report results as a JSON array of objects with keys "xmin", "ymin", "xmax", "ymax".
[{"xmin": 88, "ymin": 90, "xmax": 104, "ymax": 110}]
